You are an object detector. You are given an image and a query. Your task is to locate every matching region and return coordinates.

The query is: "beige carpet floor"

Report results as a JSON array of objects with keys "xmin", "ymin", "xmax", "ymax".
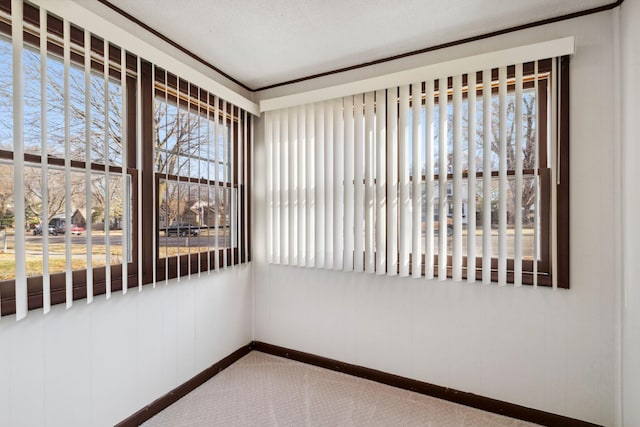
[{"xmin": 143, "ymin": 351, "xmax": 540, "ymax": 426}]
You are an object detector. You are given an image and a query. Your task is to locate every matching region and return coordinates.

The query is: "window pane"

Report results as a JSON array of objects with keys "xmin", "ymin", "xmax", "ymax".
[
  {"xmin": 0, "ymin": 36, "xmax": 12, "ymax": 152},
  {"xmin": 0, "ymin": 164, "xmax": 14, "ymax": 280}
]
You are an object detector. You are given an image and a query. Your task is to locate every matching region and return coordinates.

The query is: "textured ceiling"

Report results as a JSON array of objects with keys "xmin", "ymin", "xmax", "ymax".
[{"xmin": 73, "ymin": 0, "xmax": 615, "ymax": 90}]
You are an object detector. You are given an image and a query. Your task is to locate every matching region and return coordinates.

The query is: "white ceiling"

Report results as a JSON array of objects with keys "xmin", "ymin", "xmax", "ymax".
[{"xmin": 74, "ymin": 0, "xmax": 614, "ymax": 90}]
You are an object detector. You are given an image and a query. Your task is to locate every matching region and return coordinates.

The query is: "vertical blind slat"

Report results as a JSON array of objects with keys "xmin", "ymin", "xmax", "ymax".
[
  {"xmin": 398, "ymin": 85, "xmax": 410, "ymax": 277},
  {"xmin": 551, "ymin": 59, "xmax": 559, "ymax": 290},
  {"xmin": 121, "ymin": 48, "xmax": 128, "ymax": 292},
  {"xmin": 12, "ymin": 0, "xmax": 27, "ymax": 319},
  {"xmin": 207, "ymin": 92, "xmax": 213, "ymax": 272},
  {"xmin": 315, "ymin": 103, "xmax": 325, "ymax": 268},
  {"xmin": 104, "ymin": 39, "xmax": 111, "ymax": 295},
  {"xmin": 84, "ymin": 28, "xmax": 93, "ymax": 299},
  {"xmin": 514, "ymin": 63, "xmax": 524, "ymax": 287},
  {"xmin": 437, "ymin": 77, "xmax": 448, "ymax": 281},
  {"xmin": 498, "ymin": 66, "xmax": 508, "ymax": 286},
  {"xmin": 364, "ymin": 92, "xmax": 376, "ymax": 274},
  {"xmin": 482, "ymin": 69, "xmax": 492, "ymax": 284},
  {"xmin": 288, "ymin": 107, "xmax": 297, "ymax": 266},
  {"xmin": 467, "ymin": 71, "xmax": 477, "ymax": 283},
  {"xmin": 280, "ymin": 106, "xmax": 288, "ymax": 265},
  {"xmin": 424, "ymin": 80, "xmax": 435, "ymax": 280},
  {"xmin": 138, "ymin": 59, "xmax": 145, "ymax": 289},
  {"xmin": 305, "ymin": 104, "xmax": 315, "ymax": 268},
  {"xmin": 273, "ymin": 109, "xmax": 281, "ymax": 265},
  {"xmin": 333, "ymin": 99, "xmax": 344, "ymax": 270},
  {"xmin": 223, "ymin": 98, "xmax": 230, "ymax": 269},
  {"xmin": 411, "ymin": 82, "xmax": 422, "ymax": 278},
  {"xmin": 297, "ymin": 106, "xmax": 306, "ymax": 267},
  {"xmin": 387, "ymin": 88, "xmax": 398, "ymax": 276},
  {"xmin": 41, "ymin": 8, "xmax": 51, "ymax": 312},
  {"xmin": 64, "ymin": 19, "xmax": 73, "ymax": 306},
  {"xmin": 344, "ymin": 96, "xmax": 355, "ymax": 272},
  {"xmin": 325, "ymin": 100, "xmax": 334, "ymax": 269},
  {"xmin": 452, "ymin": 75, "xmax": 463, "ymax": 281},
  {"xmin": 266, "ymin": 112, "xmax": 274, "ymax": 263},
  {"xmin": 375, "ymin": 90, "xmax": 386, "ymax": 275},
  {"xmin": 353, "ymin": 94, "xmax": 365, "ymax": 272},
  {"xmin": 214, "ymin": 95, "xmax": 221, "ymax": 271}
]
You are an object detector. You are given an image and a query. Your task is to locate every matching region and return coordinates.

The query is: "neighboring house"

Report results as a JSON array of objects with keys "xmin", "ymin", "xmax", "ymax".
[{"xmin": 71, "ymin": 208, "xmax": 86, "ymax": 227}]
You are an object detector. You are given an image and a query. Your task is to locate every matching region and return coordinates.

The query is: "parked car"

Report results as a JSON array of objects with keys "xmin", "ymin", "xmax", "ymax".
[
  {"xmin": 70, "ymin": 224, "xmax": 85, "ymax": 235},
  {"xmin": 166, "ymin": 223, "xmax": 200, "ymax": 237},
  {"xmin": 33, "ymin": 223, "xmax": 59, "ymax": 236}
]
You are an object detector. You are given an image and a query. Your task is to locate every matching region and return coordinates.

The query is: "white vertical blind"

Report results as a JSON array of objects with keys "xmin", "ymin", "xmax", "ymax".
[
  {"xmin": 452, "ymin": 75, "xmax": 463, "ymax": 281},
  {"xmin": 305, "ymin": 104, "xmax": 315, "ymax": 268},
  {"xmin": 222, "ymin": 98, "xmax": 230, "ymax": 269},
  {"xmin": 437, "ymin": 77, "xmax": 448, "ymax": 281},
  {"xmin": 325, "ymin": 100, "xmax": 334, "ymax": 269},
  {"xmin": 266, "ymin": 111, "xmax": 274, "ymax": 264},
  {"xmin": 424, "ymin": 80, "xmax": 435, "ymax": 280},
  {"xmin": 398, "ymin": 85, "xmax": 410, "ymax": 277},
  {"xmin": 41, "ymin": 7, "xmax": 51, "ymax": 312},
  {"xmin": 12, "ymin": 0, "xmax": 27, "ymax": 320},
  {"xmin": 343, "ymin": 96, "xmax": 355, "ymax": 272},
  {"xmin": 333, "ymin": 98, "xmax": 344, "ymax": 270},
  {"xmin": 498, "ymin": 66, "xmax": 508, "ymax": 286},
  {"xmin": 297, "ymin": 106, "xmax": 305, "ymax": 267},
  {"xmin": 141, "ymin": 57, "xmax": 148, "ymax": 289},
  {"xmin": 387, "ymin": 88, "xmax": 398, "ymax": 276},
  {"xmin": 353, "ymin": 94, "xmax": 364, "ymax": 273},
  {"xmin": 482, "ymin": 69, "xmax": 492, "ymax": 284},
  {"xmin": 551, "ymin": 59, "xmax": 559, "ymax": 290},
  {"xmin": 264, "ymin": 57, "xmax": 561, "ymax": 289},
  {"xmin": 514, "ymin": 63, "xmax": 524, "ymax": 287},
  {"xmin": 363, "ymin": 92, "xmax": 375, "ymax": 274},
  {"xmin": 375, "ymin": 90, "xmax": 386, "ymax": 274},
  {"xmin": 63, "ymin": 18, "xmax": 73, "ymax": 307},
  {"xmin": 315, "ymin": 103, "xmax": 325, "ymax": 268},
  {"xmin": 103, "ymin": 38, "xmax": 112, "ymax": 297},
  {"xmin": 288, "ymin": 107, "xmax": 297, "ymax": 266},
  {"xmin": 206, "ymin": 91, "xmax": 212, "ymax": 273},
  {"xmin": 411, "ymin": 82, "xmax": 422, "ymax": 279},
  {"xmin": 467, "ymin": 71, "xmax": 477, "ymax": 283},
  {"xmin": 121, "ymin": 47, "xmax": 128, "ymax": 292},
  {"xmin": 84, "ymin": 28, "xmax": 93, "ymax": 300}
]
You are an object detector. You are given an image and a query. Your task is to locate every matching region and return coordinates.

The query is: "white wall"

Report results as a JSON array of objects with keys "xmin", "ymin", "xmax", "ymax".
[
  {"xmin": 621, "ymin": 0, "xmax": 640, "ymax": 425},
  {"xmin": 0, "ymin": 265, "xmax": 252, "ymax": 427},
  {"xmin": 253, "ymin": 11, "xmax": 618, "ymax": 426}
]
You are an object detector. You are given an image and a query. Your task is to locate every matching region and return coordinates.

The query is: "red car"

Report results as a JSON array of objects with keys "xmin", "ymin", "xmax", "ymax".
[{"xmin": 70, "ymin": 224, "xmax": 85, "ymax": 235}]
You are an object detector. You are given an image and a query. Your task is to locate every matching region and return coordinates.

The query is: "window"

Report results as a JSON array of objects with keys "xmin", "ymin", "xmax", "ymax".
[
  {"xmin": 0, "ymin": 2, "xmax": 252, "ymax": 319},
  {"xmin": 265, "ymin": 57, "xmax": 569, "ymax": 288},
  {"xmin": 152, "ymin": 70, "xmax": 250, "ymax": 281}
]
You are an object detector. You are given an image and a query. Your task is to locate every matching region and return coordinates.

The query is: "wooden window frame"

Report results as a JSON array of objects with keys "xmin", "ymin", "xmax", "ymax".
[
  {"xmin": 403, "ymin": 57, "xmax": 570, "ymax": 287},
  {"xmin": 148, "ymin": 68, "xmax": 250, "ymax": 282},
  {"xmin": 0, "ymin": 3, "xmax": 252, "ymax": 316}
]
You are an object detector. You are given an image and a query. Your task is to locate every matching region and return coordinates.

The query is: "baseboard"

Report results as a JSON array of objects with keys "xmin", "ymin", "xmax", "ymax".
[
  {"xmin": 252, "ymin": 341, "xmax": 602, "ymax": 427},
  {"xmin": 116, "ymin": 344, "xmax": 251, "ymax": 427},
  {"xmin": 117, "ymin": 341, "xmax": 603, "ymax": 427}
]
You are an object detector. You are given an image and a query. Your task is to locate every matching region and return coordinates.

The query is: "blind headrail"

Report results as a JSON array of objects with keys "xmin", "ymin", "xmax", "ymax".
[{"xmin": 259, "ymin": 37, "xmax": 574, "ymax": 112}]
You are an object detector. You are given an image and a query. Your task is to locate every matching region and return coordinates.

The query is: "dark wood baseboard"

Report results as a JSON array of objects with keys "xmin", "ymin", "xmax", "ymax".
[
  {"xmin": 116, "ymin": 344, "xmax": 251, "ymax": 427},
  {"xmin": 252, "ymin": 341, "xmax": 603, "ymax": 427}
]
